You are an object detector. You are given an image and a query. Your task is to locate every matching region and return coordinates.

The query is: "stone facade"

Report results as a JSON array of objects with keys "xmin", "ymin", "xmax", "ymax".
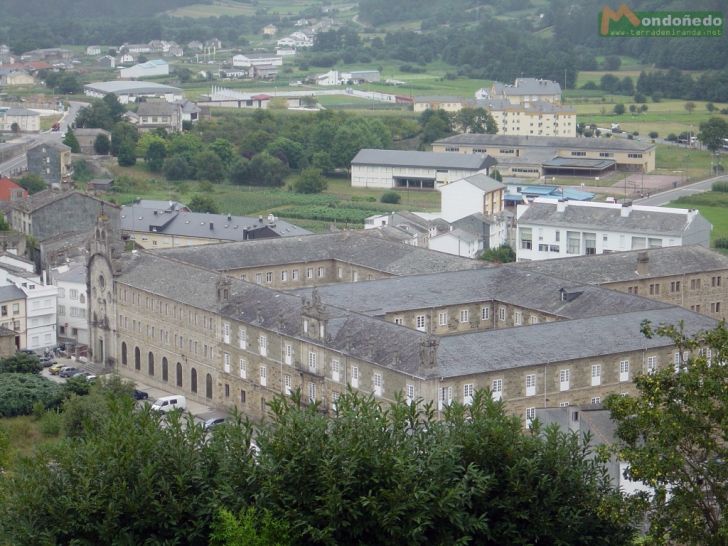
[{"xmin": 26, "ymin": 142, "xmax": 72, "ymax": 185}]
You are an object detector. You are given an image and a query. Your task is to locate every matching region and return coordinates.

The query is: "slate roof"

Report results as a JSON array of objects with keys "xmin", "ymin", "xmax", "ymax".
[
  {"xmin": 84, "ymin": 81, "xmax": 181, "ymax": 95},
  {"xmin": 511, "ymin": 245, "xmax": 728, "ymax": 284},
  {"xmin": 292, "ymin": 266, "xmax": 669, "ymax": 320},
  {"xmin": 0, "ymin": 284, "xmax": 25, "ymax": 302},
  {"xmin": 455, "ymin": 173, "xmax": 505, "ymax": 193},
  {"xmin": 121, "ymin": 206, "xmax": 311, "ymax": 239},
  {"xmin": 492, "ymin": 78, "xmax": 562, "ymax": 96},
  {"xmin": 153, "ymin": 231, "xmax": 484, "ymax": 274},
  {"xmin": 2, "ymin": 108, "xmax": 38, "ymax": 117},
  {"xmin": 434, "ymin": 133, "xmax": 654, "ymax": 152},
  {"xmin": 351, "ymin": 149, "xmax": 496, "ymax": 170},
  {"xmin": 517, "ymin": 200, "xmax": 704, "ymax": 237},
  {"xmin": 12, "ymin": 189, "xmax": 116, "ymax": 214},
  {"xmin": 53, "ymin": 262, "xmax": 86, "ymax": 283},
  {"xmin": 436, "ymin": 308, "xmax": 716, "ymax": 378}
]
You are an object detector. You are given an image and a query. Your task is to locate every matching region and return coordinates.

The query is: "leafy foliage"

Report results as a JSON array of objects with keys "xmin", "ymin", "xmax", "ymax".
[
  {"xmin": 380, "ymin": 191, "xmax": 401, "ymax": 204},
  {"xmin": 0, "ymin": 374, "xmax": 62, "ymax": 417},
  {"xmin": 480, "ymin": 244, "xmax": 516, "ymax": 263},
  {"xmin": 93, "ymin": 134, "xmax": 110, "ymax": 155},
  {"xmin": 292, "ymin": 168, "xmax": 327, "ymax": 194},
  {"xmin": 62, "ymin": 128, "xmax": 80, "ymax": 153},
  {"xmin": 606, "ymin": 322, "xmax": 728, "ymax": 546},
  {"xmin": 17, "ymin": 174, "xmax": 47, "ymax": 195},
  {"xmin": 698, "ymin": 117, "xmax": 728, "ymax": 152},
  {"xmin": 188, "ymin": 194, "xmax": 219, "ymax": 214},
  {"xmin": 0, "ymin": 353, "xmax": 42, "ymax": 374}
]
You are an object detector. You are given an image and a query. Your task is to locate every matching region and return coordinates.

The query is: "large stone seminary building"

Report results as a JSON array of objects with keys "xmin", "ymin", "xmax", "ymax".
[{"xmin": 88, "ymin": 223, "xmax": 717, "ymax": 423}]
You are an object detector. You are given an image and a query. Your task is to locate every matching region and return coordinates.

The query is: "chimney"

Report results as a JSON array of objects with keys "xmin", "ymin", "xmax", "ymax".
[
  {"xmin": 209, "ymin": 222, "xmax": 214, "ymax": 230},
  {"xmin": 621, "ymin": 202, "xmax": 633, "ymax": 217},
  {"xmin": 636, "ymin": 251, "xmax": 649, "ymax": 276},
  {"xmin": 227, "ymin": 213, "xmax": 232, "ymax": 221},
  {"xmin": 556, "ymin": 199, "xmax": 567, "ymax": 213}
]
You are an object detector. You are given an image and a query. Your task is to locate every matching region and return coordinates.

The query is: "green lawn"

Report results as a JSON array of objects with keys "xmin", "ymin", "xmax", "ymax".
[{"xmin": 666, "ymin": 192, "xmax": 728, "ymax": 245}]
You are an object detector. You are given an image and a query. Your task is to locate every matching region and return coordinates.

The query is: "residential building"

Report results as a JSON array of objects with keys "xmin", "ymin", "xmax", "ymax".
[
  {"xmin": 232, "ymin": 54, "xmax": 283, "ymax": 68},
  {"xmin": 0, "ymin": 264, "xmax": 57, "ymax": 351},
  {"xmin": 52, "ymin": 261, "xmax": 89, "ymax": 345},
  {"xmin": 177, "ymin": 100, "xmax": 201, "ymax": 124},
  {"xmin": 26, "ymin": 142, "xmax": 72, "ymax": 185},
  {"xmin": 117, "ymin": 53, "xmax": 136, "ymax": 65},
  {"xmin": 97, "ymin": 55, "xmax": 116, "ymax": 69},
  {"xmin": 73, "ymin": 128, "xmax": 111, "ymax": 154},
  {"xmin": 119, "ymin": 59, "xmax": 169, "ymax": 79},
  {"xmin": 0, "ymin": 284, "xmax": 26, "ymax": 349},
  {"xmin": 87, "ymin": 179, "xmax": 114, "ymax": 192},
  {"xmin": 351, "ymin": 149, "xmax": 496, "ymax": 189},
  {"xmin": 0, "ymin": 69, "xmax": 35, "ymax": 86},
  {"xmin": 440, "ymin": 173, "xmax": 505, "ymax": 222},
  {"xmin": 20, "ymin": 48, "xmax": 72, "ymax": 63},
  {"xmin": 84, "ymin": 81, "xmax": 183, "ymax": 104},
  {"xmin": 122, "ymin": 43, "xmax": 152, "ymax": 54},
  {"xmin": 432, "ymin": 134, "xmax": 656, "ymax": 174},
  {"xmin": 0, "ymin": 107, "xmax": 40, "ymax": 132},
  {"xmin": 477, "ymin": 78, "xmax": 562, "ymax": 105},
  {"xmin": 316, "ymin": 70, "xmax": 380, "ymax": 86},
  {"xmin": 121, "ymin": 206, "xmax": 310, "ymax": 249},
  {"xmin": 513, "ymin": 245, "xmax": 728, "ymax": 322},
  {"xmin": 0, "ymin": 326, "xmax": 16, "ymax": 357},
  {"xmin": 262, "ymin": 24, "xmax": 278, "ymax": 36},
  {"xmin": 428, "ymin": 213, "xmax": 510, "ymax": 258},
  {"xmin": 477, "ymin": 98, "xmax": 577, "ymax": 138},
  {"xmin": 87, "ymin": 217, "xmax": 716, "ymax": 423},
  {"xmin": 515, "ymin": 199, "xmax": 711, "ymax": 262},
  {"xmin": 0, "ymin": 178, "xmax": 28, "ymax": 202},
  {"xmin": 86, "ymin": 45, "xmax": 102, "ymax": 56},
  {"xmin": 413, "ymin": 96, "xmax": 472, "ymax": 113},
  {"xmin": 135, "ymin": 101, "xmax": 183, "ymax": 133}
]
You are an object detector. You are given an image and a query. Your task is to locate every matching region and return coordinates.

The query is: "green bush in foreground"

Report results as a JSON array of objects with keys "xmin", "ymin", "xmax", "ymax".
[{"xmin": 0, "ymin": 374, "xmax": 63, "ymax": 417}]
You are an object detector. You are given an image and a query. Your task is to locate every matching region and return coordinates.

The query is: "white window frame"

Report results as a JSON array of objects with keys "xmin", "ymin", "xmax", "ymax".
[
  {"xmin": 331, "ymin": 359, "xmax": 340, "ymax": 383},
  {"xmin": 415, "ymin": 315, "xmax": 426, "ymax": 332},
  {"xmin": 239, "ymin": 358, "xmax": 247, "ymax": 379},
  {"xmin": 284, "ymin": 374, "xmax": 292, "ymax": 395},
  {"xmin": 526, "ymin": 407, "xmax": 536, "ymax": 427},
  {"xmin": 406, "ymin": 384, "xmax": 415, "ymax": 404},
  {"xmin": 259, "ymin": 365, "xmax": 267, "ymax": 387},
  {"xmin": 514, "ymin": 311, "xmax": 522, "ymax": 326},
  {"xmin": 351, "ymin": 366, "xmax": 359, "ymax": 388},
  {"xmin": 438, "ymin": 311, "xmax": 448, "ymax": 327},
  {"xmin": 308, "ymin": 382, "xmax": 316, "ymax": 402},
  {"xmin": 373, "ymin": 372, "xmax": 383, "ymax": 397},
  {"xmin": 459, "ymin": 309, "xmax": 469, "ymax": 323},
  {"xmin": 559, "ymin": 369, "xmax": 570, "ymax": 391},
  {"xmin": 438, "ymin": 386, "xmax": 452, "ymax": 411},
  {"xmin": 619, "ymin": 360, "xmax": 630, "ymax": 382},
  {"xmin": 525, "ymin": 374, "xmax": 536, "ymax": 397},
  {"xmin": 238, "ymin": 328, "xmax": 247, "ymax": 350},
  {"xmin": 491, "ymin": 378, "xmax": 503, "ymax": 401},
  {"xmin": 223, "ymin": 322, "xmax": 230, "ymax": 344},
  {"xmin": 463, "ymin": 383, "xmax": 474, "ymax": 405},
  {"xmin": 481, "ymin": 306, "xmax": 490, "ymax": 320},
  {"xmin": 498, "ymin": 307, "xmax": 506, "ymax": 321},
  {"xmin": 308, "ymin": 351, "xmax": 317, "ymax": 373},
  {"xmin": 646, "ymin": 355, "xmax": 657, "ymax": 374},
  {"xmin": 223, "ymin": 352, "xmax": 231, "ymax": 373},
  {"xmin": 285, "ymin": 344, "xmax": 293, "ymax": 365},
  {"xmin": 591, "ymin": 364, "xmax": 601, "ymax": 386},
  {"xmin": 259, "ymin": 335, "xmax": 267, "ymax": 357}
]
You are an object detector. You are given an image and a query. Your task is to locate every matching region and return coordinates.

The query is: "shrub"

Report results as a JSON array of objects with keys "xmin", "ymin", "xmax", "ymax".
[
  {"xmin": 712, "ymin": 181, "xmax": 728, "ymax": 193},
  {"xmin": 0, "ymin": 353, "xmax": 42, "ymax": 374},
  {"xmin": 666, "ymin": 133, "xmax": 678, "ymax": 142},
  {"xmin": 39, "ymin": 410, "xmax": 62, "ymax": 437},
  {"xmin": 715, "ymin": 238, "xmax": 728, "ymax": 249},
  {"xmin": 649, "ymin": 131, "xmax": 659, "ymax": 139},
  {"xmin": 380, "ymin": 191, "xmax": 401, "ymax": 204},
  {"xmin": 0, "ymin": 374, "xmax": 63, "ymax": 417}
]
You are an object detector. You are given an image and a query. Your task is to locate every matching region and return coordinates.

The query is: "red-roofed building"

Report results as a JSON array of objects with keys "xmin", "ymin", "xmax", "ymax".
[{"xmin": 0, "ymin": 178, "xmax": 28, "ymax": 202}]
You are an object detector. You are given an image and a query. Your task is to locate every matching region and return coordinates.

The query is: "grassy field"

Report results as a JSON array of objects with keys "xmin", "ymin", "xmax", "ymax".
[
  {"xmin": 666, "ymin": 191, "xmax": 728, "ymax": 245},
  {"xmin": 1, "ymin": 415, "xmax": 60, "ymax": 468},
  {"xmin": 166, "ymin": 0, "xmax": 354, "ymax": 18},
  {"xmin": 105, "ymin": 162, "xmax": 441, "ymax": 231}
]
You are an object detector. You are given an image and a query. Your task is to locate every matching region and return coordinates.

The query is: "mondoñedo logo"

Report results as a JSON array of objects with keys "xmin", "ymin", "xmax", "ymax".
[{"xmin": 599, "ymin": 4, "xmax": 723, "ymax": 37}]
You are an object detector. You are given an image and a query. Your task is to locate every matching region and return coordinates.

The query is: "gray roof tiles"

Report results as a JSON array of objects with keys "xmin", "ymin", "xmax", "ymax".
[
  {"xmin": 153, "ymin": 231, "xmax": 484, "ymax": 274},
  {"xmin": 0, "ymin": 284, "xmax": 25, "ymax": 302},
  {"xmin": 511, "ymin": 245, "xmax": 728, "ymax": 284},
  {"xmin": 434, "ymin": 133, "xmax": 654, "ymax": 152},
  {"xmin": 518, "ymin": 201, "xmax": 703, "ymax": 237},
  {"xmin": 459, "ymin": 173, "xmax": 505, "ymax": 193},
  {"xmin": 351, "ymin": 149, "xmax": 496, "ymax": 170}
]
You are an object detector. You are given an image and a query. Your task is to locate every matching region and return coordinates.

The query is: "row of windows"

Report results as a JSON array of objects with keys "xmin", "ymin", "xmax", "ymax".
[
  {"xmin": 119, "ymin": 314, "xmax": 217, "ymax": 360},
  {"xmin": 57, "ymin": 287, "xmax": 83, "ymax": 301},
  {"xmin": 0, "ymin": 303, "xmax": 20, "ymax": 316},
  {"xmin": 120, "ymin": 289, "xmax": 216, "ymax": 331},
  {"xmin": 627, "ymin": 276, "xmax": 724, "ymax": 296},
  {"xmin": 58, "ymin": 305, "xmax": 86, "ymax": 318}
]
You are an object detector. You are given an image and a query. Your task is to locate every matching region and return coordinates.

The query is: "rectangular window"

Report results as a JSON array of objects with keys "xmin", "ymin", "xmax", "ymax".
[
  {"xmin": 306, "ymin": 267, "xmax": 313, "ymax": 279},
  {"xmin": 416, "ymin": 315, "xmax": 426, "ymax": 331},
  {"xmin": 690, "ymin": 278, "xmax": 701, "ymax": 290},
  {"xmin": 69, "ymin": 289, "xmax": 78, "ymax": 300},
  {"xmin": 239, "ymin": 358, "xmax": 247, "ymax": 379},
  {"xmin": 259, "ymin": 335, "xmax": 267, "ymax": 357},
  {"xmin": 498, "ymin": 307, "xmax": 506, "ymax": 321},
  {"xmin": 591, "ymin": 396, "xmax": 601, "ymax": 404},
  {"xmin": 259, "ymin": 366, "xmax": 267, "ymax": 387},
  {"xmin": 712, "ymin": 276, "xmax": 722, "ymax": 287},
  {"xmin": 331, "ymin": 359, "xmax": 340, "ymax": 382},
  {"xmin": 223, "ymin": 352, "xmax": 231, "ymax": 373},
  {"xmin": 647, "ymin": 356, "xmax": 657, "ymax": 374},
  {"xmin": 292, "ymin": 269, "xmax": 299, "ymax": 281},
  {"xmin": 57, "ymin": 287, "xmax": 65, "ymax": 298},
  {"xmin": 285, "ymin": 344, "xmax": 293, "ymax": 365},
  {"xmin": 559, "ymin": 401, "xmax": 570, "ymax": 407},
  {"xmin": 670, "ymin": 281, "xmax": 681, "ymax": 292},
  {"xmin": 255, "ymin": 273, "xmax": 263, "ymax": 284},
  {"xmin": 12, "ymin": 303, "xmax": 19, "ymax": 314},
  {"xmin": 525, "ymin": 374, "xmax": 536, "ymax": 396},
  {"xmin": 514, "ymin": 311, "xmax": 522, "ymax": 326},
  {"xmin": 520, "ymin": 227, "xmax": 532, "ymax": 250},
  {"xmin": 439, "ymin": 386, "xmax": 452, "ymax": 410},
  {"xmin": 266, "ymin": 272, "xmax": 273, "ymax": 283},
  {"xmin": 460, "ymin": 309, "xmax": 469, "ymax": 323},
  {"xmin": 284, "ymin": 374, "xmax": 292, "ymax": 395},
  {"xmin": 584, "ymin": 232, "xmax": 596, "ymax": 255},
  {"xmin": 317, "ymin": 267, "xmax": 325, "ymax": 278},
  {"xmin": 526, "ymin": 407, "xmax": 536, "ymax": 426},
  {"xmin": 566, "ymin": 231, "xmax": 580, "ymax": 254},
  {"xmin": 337, "ymin": 267, "xmax": 343, "ymax": 279},
  {"xmin": 711, "ymin": 302, "xmax": 722, "ymax": 313},
  {"xmin": 591, "ymin": 364, "xmax": 601, "ymax": 386},
  {"xmin": 394, "ymin": 317, "xmax": 403, "ymax": 325},
  {"xmin": 649, "ymin": 283, "xmax": 660, "ymax": 295},
  {"xmin": 438, "ymin": 312, "xmax": 448, "ymax": 326},
  {"xmin": 406, "ymin": 384, "xmax": 415, "ymax": 404},
  {"xmin": 373, "ymin": 372, "xmax": 383, "ymax": 396},
  {"xmin": 281, "ymin": 270, "xmax": 288, "ymax": 282},
  {"xmin": 463, "ymin": 383, "xmax": 474, "ymax": 405},
  {"xmin": 559, "ymin": 369, "xmax": 570, "ymax": 391},
  {"xmin": 481, "ymin": 307, "xmax": 490, "ymax": 320},
  {"xmin": 351, "ymin": 366, "xmax": 359, "ymax": 388},
  {"xmin": 239, "ymin": 328, "xmax": 247, "ymax": 350},
  {"xmin": 308, "ymin": 351, "xmax": 317, "ymax": 372},
  {"xmin": 491, "ymin": 378, "xmax": 503, "ymax": 401},
  {"xmin": 223, "ymin": 322, "xmax": 230, "ymax": 344},
  {"xmin": 619, "ymin": 360, "xmax": 630, "ymax": 382}
]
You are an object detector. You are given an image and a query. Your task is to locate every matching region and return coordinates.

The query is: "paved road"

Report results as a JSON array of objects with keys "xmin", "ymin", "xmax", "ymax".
[{"xmin": 634, "ymin": 174, "xmax": 728, "ymax": 206}]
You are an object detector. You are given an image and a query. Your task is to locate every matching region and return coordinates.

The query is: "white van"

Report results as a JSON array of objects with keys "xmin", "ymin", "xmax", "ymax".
[{"xmin": 151, "ymin": 395, "xmax": 187, "ymax": 413}]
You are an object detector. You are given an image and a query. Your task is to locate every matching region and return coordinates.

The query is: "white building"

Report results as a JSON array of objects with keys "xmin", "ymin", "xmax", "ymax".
[
  {"xmin": 84, "ymin": 81, "xmax": 183, "ymax": 104},
  {"xmin": 516, "ymin": 198, "xmax": 712, "ymax": 261},
  {"xmin": 350, "ymin": 149, "xmax": 496, "ymax": 190},
  {"xmin": 440, "ymin": 173, "xmax": 505, "ymax": 222},
  {"xmin": 0, "ymin": 264, "xmax": 57, "ymax": 350},
  {"xmin": 316, "ymin": 69, "xmax": 380, "ymax": 86},
  {"xmin": 476, "ymin": 98, "xmax": 577, "ymax": 138},
  {"xmin": 477, "ymin": 78, "xmax": 562, "ymax": 105},
  {"xmin": 86, "ymin": 45, "xmax": 102, "ymax": 56},
  {"xmin": 52, "ymin": 261, "xmax": 89, "ymax": 345},
  {"xmin": 232, "ymin": 54, "xmax": 283, "ymax": 68},
  {"xmin": 119, "ymin": 59, "xmax": 169, "ymax": 79},
  {"xmin": 0, "ymin": 107, "xmax": 40, "ymax": 133}
]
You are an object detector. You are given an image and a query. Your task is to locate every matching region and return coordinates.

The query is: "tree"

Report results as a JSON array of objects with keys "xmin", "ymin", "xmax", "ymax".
[
  {"xmin": 480, "ymin": 244, "xmax": 515, "ymax": 263},
  {"xmin": 265, "ymin": 137, "xmax": 306, "ymax": 169},
  {"xmin": 193, "ymin": 150, "xmax": 226, "ymax": 183},
  {"xmin": 292, "ymin": 168, "xmax": 327, "ymax": 194},
  {"xmin": 606, "ymin": 322, "xmax": 728, "ymax": 546},
  {"xmin": 145, "ymin": 140, "xmax": 167, "ymax": 172},
  {"xmin": 210, "ymin": 508, "xmax": 291, "ymax": 546},
  {"xmin": 110, "ymin": 122, "xmax": 138, "ymax": 156},
  {"xmin": 613, "ymin": 103, "xmax": 626, "ymax": 115},
  {"xmin": 380, "ymin": 191, "xmax": 401, "ymax": 204},
  {"xmin": 17, "ymin": 174, "xmax": 47, "ymax": 194},
  {"xmin": 228, "ymin": 157, "xmax": 250, "ymax": 185},
  {"xmin": 209, "ymin": 138, "xmax": 235, "ymax": 165},
  {"xmin": 101, "ymin": 93, "xmax": 125, "ymax": 124},
  {"xmin": 187, "ymin": 194, "xmax": 219, "ymax": 214},
  {"xmin": 491, "ymin": 169, "xmax": 503, "ymax": 182},
  {"xmin": 163, "ymin": 156, "xmax": 191, "ymax": 181},
  {"xmin": 684, "ymin": 101, "xmax": 696, "ymax": 113},
  {"xmin": 706, "ymin": 102, "xmax": 716, "ymax": 112},
  {"xmin": 117, "ymin": 139, "xmax": 136, "ymax": 167},
  {"xmin": 62, "ymin": 128, "xmax": 80, "ymax": 153},
  {"xmin": 453, "ymin": 107, "xmax": 497, "ymax": 134},
  {"xmin": 93, "ymin": 134, "xmax": 110, "ymax": 155},
  {"xmin": 603, "ymin": 55, "xmax": 621, "ymax": 70},
  {"xmin": 245, "ymin": 153, "xmax": 289, "ymax": 187},
  {"xmin": 698, "ymin": 117, "xmax": 728, "ymax": 152},
  {"xmin": 10, "ymin": 122, "xmax": 20, "ymax": 134},
  {"xmin": 629, "ymin": 104, "xmax": 637, "ymax": 114},
  {"xmin": 0, "ymin": 353, "xmax": 42, "ymax": 374}
]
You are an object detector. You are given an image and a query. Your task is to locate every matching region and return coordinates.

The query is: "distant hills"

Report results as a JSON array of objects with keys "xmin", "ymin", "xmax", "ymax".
[{"xmin": 1, "ymin": 0, "xmax": 207, "ymax": 19}]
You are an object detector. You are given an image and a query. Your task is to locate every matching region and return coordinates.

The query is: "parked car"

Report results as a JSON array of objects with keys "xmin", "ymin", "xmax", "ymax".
[
  {"xmin": 76, "ymin": 371, "xmax": 96, "ymax": 381},
  {"xmin": 59, "ymin": 367, "xmax": 79, "ymax": 378},
  {"xmin": 40, "ymin": 355, "xmax": 57, "ymax": 367},
  {"xmin": 203, "ymin": 416, "xmax": 227, "ymax": 430},
  {"xmin": 151, "ymin": 395, "xmax": 186, "ymax": 413},
  {"xmin": 49, "ymin": 363, "xmax": 66, "ymax": 375},
  {"xmin": 133, "ymin": 389, "xmax": 149, "ymax": 401}
]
